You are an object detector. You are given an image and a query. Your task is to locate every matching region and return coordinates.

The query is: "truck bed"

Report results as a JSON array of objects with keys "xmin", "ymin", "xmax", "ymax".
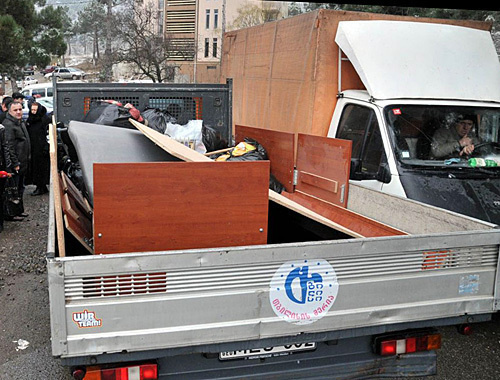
[{"xmin": 48, "ymin": 188, "xmax": 500, "ymax": 360}]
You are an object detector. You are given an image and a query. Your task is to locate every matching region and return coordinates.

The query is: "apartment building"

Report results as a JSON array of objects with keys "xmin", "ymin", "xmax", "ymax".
[{"xmin": 154, "ymin": 0, "xmax": 288, "ymax": 83}]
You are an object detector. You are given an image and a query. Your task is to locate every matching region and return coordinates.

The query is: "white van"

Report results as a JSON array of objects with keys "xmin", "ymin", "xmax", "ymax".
[{"xmin": 21, "ymin": 83, "xmax": 53, "ymax": 98}]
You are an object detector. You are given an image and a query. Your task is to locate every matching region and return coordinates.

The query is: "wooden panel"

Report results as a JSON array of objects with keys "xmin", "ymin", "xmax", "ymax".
[
  {"xmin": 93, "ymin": 161, "xmax": 270, "ymax": 254},
  {"xmin": 131, "ymin": 119, "xmax": 363, "ymax": 238},
  {"xmin": 235, "ymin": 125, "xmax": 295, "ymax": 192},
  {"xmin": 296, "ymin": 134, "xmax": 352, "ymax": 207},
  {"xmin": 49, "ymin": 120, "xmax": 65, "ymax": 257},
  {"xmin": 59, "ymin": 174, "xmax": 93, "ymax": 253},
  {"xmin": 61, "ymin": 171, "xmax": 93, "ymax": 217},
  {"xmin": 285, "ymin": 191, "xmax": 407, "ymax": 238}
]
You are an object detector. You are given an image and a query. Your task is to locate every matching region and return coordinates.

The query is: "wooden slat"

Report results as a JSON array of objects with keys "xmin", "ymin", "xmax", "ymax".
[
  {"xmin": 49, "ymin": 120, "xmax": 65, "ymax": 257},
  {"xmin": 235, "ymin": 125, "xmax": 295, "ymax": 192},
  {"xmin": 93, "ymin": 161, "xmax": 270, "ymax": 254}
]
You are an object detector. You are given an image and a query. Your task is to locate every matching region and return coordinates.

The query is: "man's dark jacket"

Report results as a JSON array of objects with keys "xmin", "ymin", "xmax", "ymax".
[
  {"xmin": 2, "ymin": 113, "xmax": 30, "ymax": 174},
  {"xmin": 0, "ymin": 124, "xmax": 12, "ymax": 171}
]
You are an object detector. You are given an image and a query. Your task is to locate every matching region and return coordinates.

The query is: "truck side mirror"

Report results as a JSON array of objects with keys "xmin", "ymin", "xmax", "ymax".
[{"xmin": 376, "ymin": 163, "xmax": 392, "ymax": 184}]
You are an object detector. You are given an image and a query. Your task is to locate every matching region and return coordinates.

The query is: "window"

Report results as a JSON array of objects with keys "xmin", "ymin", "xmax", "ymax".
[
  {"xmin": 214, "ymin": 9, "xmax": 219, "ymax": 29},
  {"xmin": 32, "ymin": 89, "xmax": 45, "ymax": 97},
  {"xmin": 213, "ymin": 38, "xmax": 217, "ymax": 58},
  {"xmin": 337, "ymin": 104, "xmax": 386, "ymax": 178},
  {"xmin": 205, "ymin": 9, "xmax": 210, "ymax": 29},
  {"xmin": 204, "ymin": 38, "xmax": 209, "ymax": 58}
]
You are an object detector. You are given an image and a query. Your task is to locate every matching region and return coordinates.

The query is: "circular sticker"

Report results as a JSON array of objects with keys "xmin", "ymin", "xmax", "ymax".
[{"xmin": 269, "ymin": 259, "xmax": 339, "ymax": 325}]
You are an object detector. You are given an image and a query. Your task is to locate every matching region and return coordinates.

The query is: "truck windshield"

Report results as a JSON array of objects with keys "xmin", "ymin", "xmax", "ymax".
[{"xmin": 384, "ymin": 105, "xmax": 500, "ymax": 168}]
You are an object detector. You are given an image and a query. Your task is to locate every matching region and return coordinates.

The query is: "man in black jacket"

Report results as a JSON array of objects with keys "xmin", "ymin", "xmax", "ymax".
[
  {"xmin": 2, "ymin": 101, "xmax": 30, "ymax": 218},
  {"xmin": 0, "ymin": 96, "xmax": 13, "ymax": 123},
  {"xmin": 0, "ymin": 123, "xmax": 13, "ymax": 232}
]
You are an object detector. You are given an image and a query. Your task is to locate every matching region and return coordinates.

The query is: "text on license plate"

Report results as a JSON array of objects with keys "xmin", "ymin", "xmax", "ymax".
[{"xmin": 219, "ymin": 342, "xmax": 316, "ymax": 360}]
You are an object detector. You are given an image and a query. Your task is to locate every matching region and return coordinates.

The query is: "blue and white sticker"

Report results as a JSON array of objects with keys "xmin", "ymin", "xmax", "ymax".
[{"xmin": 270, "ymin": 259, "xmax": 339, "ymax": 325}]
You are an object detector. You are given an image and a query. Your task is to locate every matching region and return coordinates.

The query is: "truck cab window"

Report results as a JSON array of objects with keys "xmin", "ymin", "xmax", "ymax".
[{"xmin": 337, "ymin": 104, "xmax": 386, "ymax": 178}]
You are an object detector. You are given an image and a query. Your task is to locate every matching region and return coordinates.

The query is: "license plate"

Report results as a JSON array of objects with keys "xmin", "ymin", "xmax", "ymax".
[{"xmin": 219, "ymin": 342, "xmax": 316, "ymax": 360}]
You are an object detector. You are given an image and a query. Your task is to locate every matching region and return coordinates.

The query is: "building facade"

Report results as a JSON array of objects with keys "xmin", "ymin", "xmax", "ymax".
[{"xmin": 156, "ymin": 0, "xmax": 288, "ymax": 83}]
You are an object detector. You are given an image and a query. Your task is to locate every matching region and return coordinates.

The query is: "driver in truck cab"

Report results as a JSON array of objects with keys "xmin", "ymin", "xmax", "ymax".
[{"xmin": 430, "ymin": 114, "xmax": 479, "ymax": 159}]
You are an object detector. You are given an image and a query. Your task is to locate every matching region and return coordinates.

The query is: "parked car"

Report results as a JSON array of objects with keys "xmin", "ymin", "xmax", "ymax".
[
  {"xmin": 23, "ymin": 65, "xmax": 35, "ymax": 75},
  {"xmin": 16, "ymin": 76, "xmax": 38, "ymax": 88},
  {"xmin": 45, "ymin": 67, "xmax": 85, "ymax": 80},
  {"xmin": 40, "ymin": 65, "xmax": 57, "ymax": 75}
]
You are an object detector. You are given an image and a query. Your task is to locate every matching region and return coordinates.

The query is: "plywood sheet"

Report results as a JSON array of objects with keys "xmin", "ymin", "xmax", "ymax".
[
  {"xmin": 93, "ymin": 161, "xmax": 270, "ymax": 254},
  {"xmin": 296, "ymin": 134, "xmax": 352, "ymax": 207},
  {"xmin": 235, "ymin": 125, "xmax": 295, "ymax": 192},
  {"xmin": 222, "ymin": 9, "xmax": 492, "ymax": 137}
]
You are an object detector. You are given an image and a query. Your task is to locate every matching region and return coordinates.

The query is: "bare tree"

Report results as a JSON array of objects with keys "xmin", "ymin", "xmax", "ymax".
[
  {"xmin": 229, "ymin": 2, "xmax": 284, "ymax": 30},
  {"xmin": 115, "ymin": 1, "xmax": 189, "ymax": 83}
]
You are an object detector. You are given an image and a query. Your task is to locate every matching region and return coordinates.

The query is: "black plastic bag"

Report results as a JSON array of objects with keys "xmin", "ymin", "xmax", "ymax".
[
  {"xmin": 202, "ymin": 124, "xmax": 228, "ymax": 152},
  {"xmin": 224, "ymin": 138, "xmax": 268, "ymax": 161},
  {"xmin": 82, "ymin": 101, "xmax": 136, "ymax": 129},
  {"xmin": 141, "ymin": 108, "xmax": 176, "ymax": 133},
  {"xmin": 222, "ymin": 138, "xmax": 285, "ymax": 193},
  {"xmin": 3, "ymin": 176, "xmax": 23, "ymax": 217}
]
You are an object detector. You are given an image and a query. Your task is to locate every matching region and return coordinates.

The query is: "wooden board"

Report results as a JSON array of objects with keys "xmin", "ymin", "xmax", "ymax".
[
  {"xmin": 235, "ymin": 124, "xmax": 295, "ymax": 192},
  {"xmin": 49, "ymin": 120, "xmax": 65, "ymax": 257},
  {"xmin": 59, "ymin": 174, "xmax": 93, "ymax": 253},
  {"xmin": 93, "ymin": 161, "xmax": 270, "ymax": 254},
  {"xmin": 61, "ymin": 171, "xmax": 93, "ymax": 217},
  {"xmin": 129, "ymin": 118, "xmax": 212, "ymax": 163},
  {"xmin": 285, "ymin": 191, "xmax": 407, "ymax": 238},
  {"xmin": 296, "ymin": 134, "xmax": 352, "ymax": 207}
]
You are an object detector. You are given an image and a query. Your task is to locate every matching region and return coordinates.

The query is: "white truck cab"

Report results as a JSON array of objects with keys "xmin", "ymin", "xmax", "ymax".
[{"xmin": 327, "ymin": 21, "xmax": 500, "ymax": 224}]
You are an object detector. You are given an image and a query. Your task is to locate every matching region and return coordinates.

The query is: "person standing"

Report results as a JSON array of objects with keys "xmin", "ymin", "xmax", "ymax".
[
  {"xmin": 26, "ymin": 101, "xmax": 50, "ymax": 195},
  {"xmin": 2, "ymin": 101, "xmax": 30, "ymax": 217},
  {"xmin": 0, "ymin": 96, "xmax": 13, "ymax": 123},
  {"xmin": 0, "ymin": 122, "xmax": 13, "ymax": 232}
]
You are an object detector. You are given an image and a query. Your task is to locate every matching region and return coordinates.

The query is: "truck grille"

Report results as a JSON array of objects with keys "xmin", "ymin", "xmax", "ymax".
[{"xmin": 64, "ymin": 245, "xmax": 498, "ymax": 301}]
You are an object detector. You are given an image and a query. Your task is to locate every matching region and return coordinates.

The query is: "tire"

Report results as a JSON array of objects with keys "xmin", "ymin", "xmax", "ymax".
[{"xmin": 72, "ymin": 75, "xmax": 77, "ymax": 80}]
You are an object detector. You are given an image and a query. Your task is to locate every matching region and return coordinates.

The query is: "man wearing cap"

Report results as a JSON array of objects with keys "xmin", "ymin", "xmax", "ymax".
[{"xmin": 430, "ymin": 114, "xmax": 479, "ymax": 159}]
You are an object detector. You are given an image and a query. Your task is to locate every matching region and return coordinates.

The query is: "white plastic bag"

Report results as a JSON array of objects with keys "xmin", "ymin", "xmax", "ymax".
[{"xmin": 164, "ymin": 119, "xmax": 206, "ymax": 153}]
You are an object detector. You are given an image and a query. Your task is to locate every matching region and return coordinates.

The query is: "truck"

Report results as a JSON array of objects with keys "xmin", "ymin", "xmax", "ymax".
[
  {"xmin": 220, "ymin": 9, "xmax": 500, "ymax": 226},
  {"xmin": 46, "ymin": 81, "xmax": 500, "ymax": 379}
]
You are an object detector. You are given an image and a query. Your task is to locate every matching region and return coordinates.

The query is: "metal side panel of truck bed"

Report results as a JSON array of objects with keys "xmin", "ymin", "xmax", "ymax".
[{"xmin": 47, "ymin": 208, "xmax": 500, "ymax": 358}]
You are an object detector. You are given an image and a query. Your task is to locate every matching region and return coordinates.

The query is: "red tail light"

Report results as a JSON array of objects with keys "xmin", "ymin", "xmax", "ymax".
[
  {"xmin": 375, "ymin": 331, "xmax": 441, "ymax": 356},
  {"xmin": 79, "ymin": 364, "xmax": 157, "ymax": 380}
]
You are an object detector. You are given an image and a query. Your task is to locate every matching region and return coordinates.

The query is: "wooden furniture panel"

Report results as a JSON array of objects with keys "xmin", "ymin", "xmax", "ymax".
[
  {"xmin": 284, "ymin": 191, "xmax": 407, "ymax": 238},
  {"xmin": 296, "ymin": 134, "xmax": 352, "ymax": 207},
  {"xmin": 93, "ymin": 161, "xmax": 270, "ymax": 254},
  {"xmin": 235, "ymin": 124, "xmax": 295, "ymax": 192}
]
